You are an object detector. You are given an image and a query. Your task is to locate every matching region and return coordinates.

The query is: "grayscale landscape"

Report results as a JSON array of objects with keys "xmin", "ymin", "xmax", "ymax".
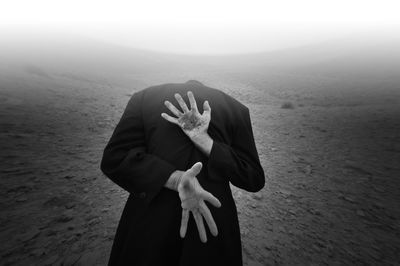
[{"xmin": 1, "ymin": 31, "xmax": 400, "ymax": 265}]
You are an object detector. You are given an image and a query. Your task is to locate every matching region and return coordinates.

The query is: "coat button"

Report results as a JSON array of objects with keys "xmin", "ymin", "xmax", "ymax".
[
  {"xmin": 134, "ymin": 151, "xmax": 145, "ymax": 161},
  {"xmin": 138, "ymin": 192, "xmax": 146, "ymax": 199}
]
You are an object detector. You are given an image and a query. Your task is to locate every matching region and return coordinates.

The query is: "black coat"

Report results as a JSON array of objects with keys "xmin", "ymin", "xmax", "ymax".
[{"xmin": 100, "ymin": 80, "xmax": 265, "ymax": 266}]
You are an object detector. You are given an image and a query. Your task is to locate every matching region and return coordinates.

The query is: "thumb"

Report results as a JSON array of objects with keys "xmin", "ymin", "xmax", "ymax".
[
  {"xmin": 203, "ymin": 100, "xmax": 211, "ymax": 114},
  {"xmin": 186, "ymin": 162, "xmax": 203, "ymax": 178}
]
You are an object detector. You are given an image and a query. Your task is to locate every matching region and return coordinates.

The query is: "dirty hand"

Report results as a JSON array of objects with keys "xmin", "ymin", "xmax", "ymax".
[
  {"xmin": 178, "ymin": 162, "xmax": 221, "ymax": 243},
  {"xmin": 161, "ymin": 91, "xmax": 213, "ymax": 155}
]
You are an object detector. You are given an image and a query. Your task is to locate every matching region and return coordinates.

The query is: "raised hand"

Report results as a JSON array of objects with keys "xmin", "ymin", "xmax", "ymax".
[
  {"xmin": 161, "ymin": 92, "xmax": 213, "ymax": 155},
  {"xmin": 178, "ymin": 162, "xmax": 221, "ymax": 243}
]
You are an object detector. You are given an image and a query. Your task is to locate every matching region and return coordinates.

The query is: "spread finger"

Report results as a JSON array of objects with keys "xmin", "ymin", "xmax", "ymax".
[{"xmin": 174, "ymin": 93, "xmax": 189, "ymax": 113}]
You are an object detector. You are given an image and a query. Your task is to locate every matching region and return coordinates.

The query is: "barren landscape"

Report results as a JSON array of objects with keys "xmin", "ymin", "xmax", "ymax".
[{"xmin": 1, "ymin": 34, "xmax": 400, "ymax": 265}]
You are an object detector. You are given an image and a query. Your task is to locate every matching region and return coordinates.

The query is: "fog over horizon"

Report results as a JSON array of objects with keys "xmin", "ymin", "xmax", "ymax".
[
  {"xmin": 1, "ymin": 0, "xmax": 399, "ymax": 92},
  {"xmin": 1, "ymin": 24, "xmax": 400, "ymax": 56},
  {"xmin": 2, "ymin": 0, "xmax": 400, "ymax": 55}
]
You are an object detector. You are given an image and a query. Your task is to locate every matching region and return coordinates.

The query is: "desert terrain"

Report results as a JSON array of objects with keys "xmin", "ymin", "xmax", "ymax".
[{"xmin": 1, "ymin": 34, "xmax": 400, "ymax": 265}]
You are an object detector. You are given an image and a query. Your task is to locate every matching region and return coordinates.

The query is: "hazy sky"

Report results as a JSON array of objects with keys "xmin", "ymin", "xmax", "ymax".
[{"xmin": 1, "ymin": 0, "xmax": 400, "ymax": 54}]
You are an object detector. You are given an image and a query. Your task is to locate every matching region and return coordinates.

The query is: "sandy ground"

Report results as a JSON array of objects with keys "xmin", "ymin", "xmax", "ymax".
[{"xmin": 1, "ymin": 66, "xmax": 400, "ymax": 266}]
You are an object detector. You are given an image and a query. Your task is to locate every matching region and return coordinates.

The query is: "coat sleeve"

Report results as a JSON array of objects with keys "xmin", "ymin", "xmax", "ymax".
[
  {"xmin": 207, "ymin": 107, "xmax": 265, "ymax": 192},
  {"xmin": 100, "ymin": 91, "xmax": 176, "ymax": 202}
]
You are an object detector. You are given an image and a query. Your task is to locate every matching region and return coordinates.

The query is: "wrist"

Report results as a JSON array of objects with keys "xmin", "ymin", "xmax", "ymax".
[
  {"xmin": 165, "ymin": 170, "xmax": 184, "ymax": 191},
  {"xmin": 173, "ymin": 170, "xmax": 185, "ymax": 191},
  {"xmin": 191, "ymin": 133, "xmax": 213, "ymax": 156},
  {"xmin": 174, "ymin": 171, "xmax": 184, "ymax": 190}
]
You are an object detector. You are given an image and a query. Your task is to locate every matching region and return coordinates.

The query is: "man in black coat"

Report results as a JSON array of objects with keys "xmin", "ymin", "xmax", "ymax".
[{"xmin": 100, "ymin": 80, "xmax": 265, "ymax": 265}]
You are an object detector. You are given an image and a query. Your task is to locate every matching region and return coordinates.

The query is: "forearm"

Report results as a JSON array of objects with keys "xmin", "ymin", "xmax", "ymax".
[{"xmin": 191, "ymin": 133, "xmax": 214, "ymax": 157}]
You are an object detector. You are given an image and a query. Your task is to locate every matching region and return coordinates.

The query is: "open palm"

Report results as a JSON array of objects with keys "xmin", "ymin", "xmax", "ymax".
[
  {"xmin": 178, "ymin": 162, "xmax": 221, "ymax": 243},
  {"xmin": 161, "ymin": 91, "xmax": 211, "ymax": 140}
]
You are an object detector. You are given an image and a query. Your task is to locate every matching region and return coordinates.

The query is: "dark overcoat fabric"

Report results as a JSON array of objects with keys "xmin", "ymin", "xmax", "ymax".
[{"xmin": 100, "ymin": 80, "xmax": 265, "ymax": 266}]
